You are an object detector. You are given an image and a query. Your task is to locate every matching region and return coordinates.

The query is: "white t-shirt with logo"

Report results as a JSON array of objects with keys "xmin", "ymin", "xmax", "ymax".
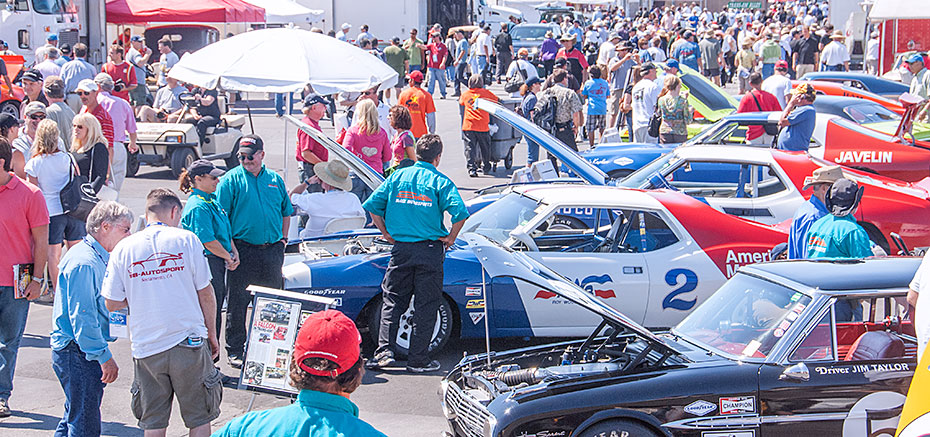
[
  {"xmin": 631, "ymin": 77, "xmax": 660, "ymax": 130},
  {"xmin": 102, "ymin": 225, "xmax": 212, "ymax": 359},
  {"xmin": 910, "ymin": 251, "xmax": 930, "ymax": 358}
]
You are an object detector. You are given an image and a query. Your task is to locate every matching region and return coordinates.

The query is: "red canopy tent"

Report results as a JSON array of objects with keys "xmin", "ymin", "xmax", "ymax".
[{"xmin": 105, "ymin": 0, "xmax": 265, "ymax": 24}]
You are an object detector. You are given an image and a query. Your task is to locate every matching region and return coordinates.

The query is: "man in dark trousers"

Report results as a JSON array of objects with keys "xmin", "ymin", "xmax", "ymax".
[
  {"xmin": 494, "ymin": 22, "xmax": 513, "ymax": 84},
  {"xmin": 363, "ymin": 134, "xmax": 469, "ymax": 373},
  {"xmin": 216, "ymin": 135, "xmax": 294, "ymax": 368}
]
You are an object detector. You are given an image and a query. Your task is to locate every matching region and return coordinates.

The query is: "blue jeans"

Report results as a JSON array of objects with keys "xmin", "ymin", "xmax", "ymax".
[
  {"xmin": 53, "ymin": 341, "xmax": 105, "ymax": 437},
  {"xmin": 0, "ymin": 285, "xmax": 29, "ymax": 401},
  {"xmin": 445, "ymin": 65, "xmax": 455, "ymax": 82},
  {"xmin": 427, "ymin": 67, "xmax": 447, "ymax": 97},
  {"xmin": 274, "ymin": 92, "xmax": 294, "ymax": 116},
  {"xmin": 454, "ymin": 63, "xmax": 468, "ymax": 95},
  {"xmin": 477, "ymin": 56, "xmax": 489, "ymax": 75},
  {"xmin": 527, "ymin": 139, "xmax": 540, "ymax": 165},
  {"xmin": 409, "ymin": 64, "xmax": 423, "ymax": 73},
  {"xmin": 761, "ymin": 63, "xmax": 774, "ymax": 79},
  {"xmin": 823, "ymin": 64, "xmax": 845, "ymax": 72}
]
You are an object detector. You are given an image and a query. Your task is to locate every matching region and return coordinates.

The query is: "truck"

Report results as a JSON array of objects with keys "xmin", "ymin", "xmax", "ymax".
[
  {"xmin": 829, "ymin": 0, "xmax": 869, "ymax": 70},
  {"xmin": 868, "ymin": 0, "xmax": 930, "ymax": 80},
  {"xmin": 1, "ymin": 0, "xmax": 107, "ymax": 66}
]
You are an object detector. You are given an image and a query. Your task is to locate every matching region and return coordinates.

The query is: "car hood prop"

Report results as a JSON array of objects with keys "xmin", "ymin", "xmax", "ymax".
[{"xmin": 284, "ymin": 115, "xmax": 385, "ymax": 192}]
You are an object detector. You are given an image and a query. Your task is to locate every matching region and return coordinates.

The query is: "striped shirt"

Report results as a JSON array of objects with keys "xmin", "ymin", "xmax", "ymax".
[{"xmin": 82, "ymin": 103, "xmax": 114, "ymax": 147}]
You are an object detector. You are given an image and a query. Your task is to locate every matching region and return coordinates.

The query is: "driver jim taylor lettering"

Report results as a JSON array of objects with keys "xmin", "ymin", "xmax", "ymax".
[{"xmin": 814, "ymin": 363, "xmax": 911, "ymax": 375}]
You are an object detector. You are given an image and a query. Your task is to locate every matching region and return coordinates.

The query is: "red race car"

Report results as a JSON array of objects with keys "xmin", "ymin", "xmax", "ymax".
[
  {"xmin": 0, "ymin": 54, "xmax": 26, "ymax": 118},
  {"xmin": 794, "ymin": 80, "xmax": 905, "ymax": 114}
]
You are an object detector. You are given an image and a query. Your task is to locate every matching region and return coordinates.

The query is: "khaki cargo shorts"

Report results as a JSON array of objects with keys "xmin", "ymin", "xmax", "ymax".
[{"xmin": 130, "ymin": 340, "xmax": 222, "ymax": 430}]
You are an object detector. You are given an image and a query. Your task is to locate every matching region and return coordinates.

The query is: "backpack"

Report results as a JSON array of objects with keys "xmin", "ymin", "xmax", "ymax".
[
  {"xmin": 504, "ymin": 63, "xmax": 528, "ymax": 93},
  {"xmin": 533, "ymin": 95, "xmax": 558, "ymax": 134}
]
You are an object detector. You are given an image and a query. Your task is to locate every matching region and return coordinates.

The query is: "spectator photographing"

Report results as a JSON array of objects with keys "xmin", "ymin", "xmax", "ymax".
[{"xmin": 777, "ymin": 82, "xmax": 817, "ymax": 152}]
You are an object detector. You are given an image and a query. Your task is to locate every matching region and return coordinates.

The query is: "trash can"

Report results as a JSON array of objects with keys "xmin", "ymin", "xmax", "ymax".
[{"xmin": 487, "ymin": 97, "xmax": 524, "ymax": 170}]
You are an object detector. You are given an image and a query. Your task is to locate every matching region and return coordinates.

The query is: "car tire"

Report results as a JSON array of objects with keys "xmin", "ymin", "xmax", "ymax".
[
  {"xmin": 0, "ymin": 100, "xmax": 19, "ymax": 119},
  {"xmin": 170, "ymin": 148, "xmax": 196, "ymax": 178},
  {"xmin": 577, "ymin": 419, "xmax": 660, "ymax": 437},
  {"xmin": 365, "ymin": 295, "xmax": 454, "ymax": 358},
  {"xmin": 126, "ymin": 150, "xmax": 140, "ymax": 177},
  {"xmin": 607, "ymin": 169, "xmax": 634, "ymax": 180}
]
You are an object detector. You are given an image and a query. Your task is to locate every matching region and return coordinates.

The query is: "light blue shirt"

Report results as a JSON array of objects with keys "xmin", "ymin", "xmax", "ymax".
[
  {"xmin": 806, "ymin": 214, "xmax": 873, "ymax": 259},
  {"xmin": 212, "ymin": 389, "xmax": 386, "ymax": 437},
  {"xmin": 777, "ymin": 105, "xmax": 816, "ymax": 152},
  {"xmin": 59, "ymin": 58, "xmax": 97, "ymax": 93},
  {"xmin": 51, "ymin": 235, "xmax": 114, "ymax": 364},
  {"xmin": 363, "ymin": 161, "xmax": 469, "ymax": 242},
  {"xmin": 581, "ymin": 78, "xmax": 610, "ymax": 116},
  {"xmin": 787, "ymin": 195, "xmax": 828, "ymax": 259}
]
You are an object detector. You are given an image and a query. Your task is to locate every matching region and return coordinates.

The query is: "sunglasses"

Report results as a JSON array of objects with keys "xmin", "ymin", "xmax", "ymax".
[
  {"xmin": 237, "ymin": 153, "xmax": 257, "ymax": 161},
  {"xmin": 29, "ymin": 114, "xmax": 45, "ymax": 120},
  {"xmin": 74, "ymin": 124, "xmax": 86, "ymax": 129},
  {"xmin": 76, "ymin": 91, "xmax": 91, "ymax": 96},
  {"xmin": 363, "ymin": 90, "xmax": 377, "ymax": 96}
]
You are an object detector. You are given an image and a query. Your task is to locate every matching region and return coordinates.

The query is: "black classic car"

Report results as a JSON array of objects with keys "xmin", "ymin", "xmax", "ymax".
[{"xmin": 440, "ymin": 234, "xmax": 920, "ymax": 437}]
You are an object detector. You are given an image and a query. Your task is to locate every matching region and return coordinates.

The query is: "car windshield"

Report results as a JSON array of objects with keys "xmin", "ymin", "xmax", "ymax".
[
  {"xmin": 673, "ymin": 273, "xmax": 812, "ymax": 361},
  {"xmin": 511, "ymin": 26, "xmax": 552, "ymax": 41},
  {"xmin": 461, "ymin": 192, "xmax": 543, "ymax": 244},
  {"xmin": 679, "ymin": 72, "xmax": 735, "ymax": 112},
  {"xmin": 846, "ymin": 103, "xmax": 899, "ymax": 124},
  {"xmin": 619, "ymin": 153, "xmax": 681, "ymax": 188}
]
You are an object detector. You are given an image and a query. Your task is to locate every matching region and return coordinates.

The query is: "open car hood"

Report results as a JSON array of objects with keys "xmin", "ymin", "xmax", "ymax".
[
  {"xmin": 463, "ymin": 233, "xmax": 673, "ymax": 353},
  {"xmin": 284, "ymin": 115, "xmax": 385, "ymax": 191},
  {"xmin": 474, "ymin": 98, "xmax": 607, "ymax": 186}
]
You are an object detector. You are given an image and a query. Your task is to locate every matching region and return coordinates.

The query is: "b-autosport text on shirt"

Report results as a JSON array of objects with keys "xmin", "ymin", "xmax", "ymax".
[
  {"xmin": 127, "ymin": 251, "xmax": 186, "ymax": 281},
  {"xmin": 395, "ymin": 190, "xmax": 433, "ymax": 207}
]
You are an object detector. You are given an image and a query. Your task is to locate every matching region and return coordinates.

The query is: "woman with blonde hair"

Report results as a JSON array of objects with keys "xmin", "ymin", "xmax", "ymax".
[
  {"xmin": 343, "ymin": 98, "xmax": 390, "ymax": 204},
  {"xmin": 25, "ymin": 119, "xmax": 85, "ymax": 291},
  {"xmin": 656, "ymin": 75, "xmax": 692, "ymax": 144},
  {"xmin": 70, "ymin": 113, "xmax": 109, "ymax": 192}
]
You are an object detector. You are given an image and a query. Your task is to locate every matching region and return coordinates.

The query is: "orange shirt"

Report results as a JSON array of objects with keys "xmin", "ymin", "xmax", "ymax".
[
  {"xmin": 459, "ymin": 88, "xmax": 499, "ymax": 132},
  {"xmin": 398, "ymin": 86, "xmax": 435, "ymax": 138}
]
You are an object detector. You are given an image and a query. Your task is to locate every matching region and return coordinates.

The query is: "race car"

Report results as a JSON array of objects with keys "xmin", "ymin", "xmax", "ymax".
[
  {"xmin": 441, "ymin": 238, "xmax": 920, "ymax": 437},
  {"xmin": 0, "ymin": 54, "xmax": 26, "ymax": 118},
  {"xmin": 623, "ymin": 145, "xmax": 930, "ymax": 252},
  {"xmin": 800, "ymin": 71, "xmax": 910, "ymax": 99},
  {"xmin": 796, "ymin": 80, "xmax": 906, "ymax": 114},
  {"xmin": 283, "ymin": 184, "xmax": 787, "ymax": 355}
]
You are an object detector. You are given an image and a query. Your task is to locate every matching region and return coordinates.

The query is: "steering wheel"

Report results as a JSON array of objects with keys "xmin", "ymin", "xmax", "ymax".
[{"xmin": 178, "ymin": 92, "xmax": 198, "ymax": 107}]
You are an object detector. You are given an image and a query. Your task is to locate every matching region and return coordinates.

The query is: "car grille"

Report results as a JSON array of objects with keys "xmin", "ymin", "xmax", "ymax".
[
  {"xmin": 445, "ymin": 381, "xmax": 492, "ymax": 437},
  {"xmin": 58, "ymin": 29, "xmax": 79, "ymax": 48}
]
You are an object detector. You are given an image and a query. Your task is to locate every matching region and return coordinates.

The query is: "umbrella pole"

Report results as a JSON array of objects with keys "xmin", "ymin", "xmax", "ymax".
[{"xmin": 284, "ymin": 92, "xmax": 291, "ymax": 183}]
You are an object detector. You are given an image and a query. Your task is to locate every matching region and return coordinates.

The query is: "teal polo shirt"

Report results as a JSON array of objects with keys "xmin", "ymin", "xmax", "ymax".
[
  {"xmin": 211, "ymin": 389, "xmax": 386, "ymax": 437},
  {"xmin": 181, "ymin": 188, "xmax": 233, "ymax": 256},
  {"xmin": 363, "ymin": 161, "xmax": 469, "ymax": 242},
  {"xmin": 806, "ymin": 214, "xmax": 873, "ymax": 259},
  {"xmin": 216, "ymin": 164, "xmax": 294, "ymax": 245}
]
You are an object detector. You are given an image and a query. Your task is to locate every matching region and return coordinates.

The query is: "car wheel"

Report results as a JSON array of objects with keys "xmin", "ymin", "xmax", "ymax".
[
  {"xmin": 126, "ymin": 150, "xmax": 140, "ymax": 177},
  {"xmin": 577, "ymin": 419, "xmax": 660, "ymax": 437},
  {"xmin": 170, "ymin": 148, "xmax": 196, "ymax": 178},
  {"xmin": 366, "ymin": 295, "xmax": 454, "ymax": 358},
  {"xmin": 607, "ymin": 169, "xmax": 634, "ymax": 180},
  {"xmin": 0, "ymin": 100, "xmax": 19, "ymax": 119}
]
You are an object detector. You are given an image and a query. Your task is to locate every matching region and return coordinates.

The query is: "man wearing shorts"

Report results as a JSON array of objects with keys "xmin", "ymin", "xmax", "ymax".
[{"xmin": 103, "ymin": 188, "xmax": 220, "ymax": 436}]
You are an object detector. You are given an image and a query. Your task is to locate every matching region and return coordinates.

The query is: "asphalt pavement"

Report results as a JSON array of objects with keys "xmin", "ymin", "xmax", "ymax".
[{"xmin": 1, "ymin": 81, "xmax": 545, "ymax": 436}]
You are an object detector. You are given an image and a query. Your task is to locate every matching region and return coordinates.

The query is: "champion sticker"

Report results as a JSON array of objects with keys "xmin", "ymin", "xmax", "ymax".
[
  {"xmin": 465, "ymin": 286, "xmax": 482, "ymax": 297},
  {"xmin": 683, "ymin": 400, "xmax": 717, "ymax": 416},
  {"xmin": 719, "ymin": 396, "xmax": 755, "ymax": 415},
  {"xmin": 465, "ymin": 299, "xmax": 485, "ymax": 309},
  {"xmin": 469, "ymin": 312, "xmax": 485, "ymax": 324}
]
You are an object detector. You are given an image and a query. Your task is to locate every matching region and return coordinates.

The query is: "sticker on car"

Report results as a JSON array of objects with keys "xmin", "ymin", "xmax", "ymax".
[
  {"xmin": 684, "ymin": 399, "xmax": 717, "ymax": 416},
  {"xmin": 719, "ymin": 396, "xmax": 755, "ymax": 415}
]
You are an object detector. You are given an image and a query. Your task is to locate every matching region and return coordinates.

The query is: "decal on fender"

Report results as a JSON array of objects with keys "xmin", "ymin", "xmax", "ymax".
[
  {"xmin": 684, "ymin": 400, "xmax": 717, "ymax": 416},
  {"xmin": 719, "ymin": 396, "xmax": 755, "ymax": 415},
  {"xmin": 465, "ymin": 299, "xmax": 485, "ymax": 309},
  {"xmin": 469, "ymin": 312, "xmax": 485, "ymax": 325}
]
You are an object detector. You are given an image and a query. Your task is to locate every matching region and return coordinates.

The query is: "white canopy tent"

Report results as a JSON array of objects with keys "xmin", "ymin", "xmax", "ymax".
[
  {"xmin": 242, "ymin": 0, "xmax": 323, "ymax": 24},
  {"xmin": 869, "ymin": 0, "xmax": 930, "ymax": 21}
]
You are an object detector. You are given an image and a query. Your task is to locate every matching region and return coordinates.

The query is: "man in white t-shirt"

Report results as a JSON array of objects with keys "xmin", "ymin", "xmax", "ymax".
[
  {"xmin": 103, "ymin": 188, "xmax": 220, "ymax": 436},
  {"xmin": 909, "ymin": 252, "xmax": 930, "ymax": 359},
  {"xmin": 289, "ymin": 161, "xmax": 364, "ymax": 239},
  {"xmin": 631, "ymin": 62, "xmax": 660, "ymax": 143},
  {"xmin": 762, "ymin": 60, "xmax": 792, "ymax": 108}
]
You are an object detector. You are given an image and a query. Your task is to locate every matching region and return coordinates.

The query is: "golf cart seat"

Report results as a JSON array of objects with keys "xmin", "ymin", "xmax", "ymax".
[{"xmin": 221, "ymin": 114, "xmax": 246, "ymax": 129}]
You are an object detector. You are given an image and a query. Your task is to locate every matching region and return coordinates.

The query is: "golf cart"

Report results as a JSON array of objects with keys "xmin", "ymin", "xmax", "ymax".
[{"xmin": 130, "ymin": 92, "xmax": 245, "ymax": 177}]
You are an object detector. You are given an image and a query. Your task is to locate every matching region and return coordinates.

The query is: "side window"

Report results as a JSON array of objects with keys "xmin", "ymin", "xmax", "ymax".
[
  {"xmin": 619, "ymin": 211, "xmax": 679, "ymax": 253},
  {"xmin": 789, "ymin": 310, "xmax": 835, "ymax": 362},
  {"xmin": 667, "ymin": 161, "xmax": 749, "ymax": 198},
  {"xmin": 13, "ymin": 0, "xmax": 29, "ymax": 11},
  {"xmin": 752, "ymin": 165, "xmax": 788, "ymax": 198},
  {"xmin": 835, "ymin": 296, "xmax": 915, "ymax": 361},
  {"xmin": 532, "ymin": 207, "xmax": 616, "ymax": 253}
]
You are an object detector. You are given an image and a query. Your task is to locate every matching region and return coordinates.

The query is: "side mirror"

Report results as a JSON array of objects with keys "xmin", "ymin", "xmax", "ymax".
[{"xmin": 779, "ymin": 362, "xmax": 810, "ymax": 382}]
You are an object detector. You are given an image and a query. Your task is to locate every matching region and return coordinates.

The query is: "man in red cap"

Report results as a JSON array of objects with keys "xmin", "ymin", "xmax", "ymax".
[
  {"xmin": 762, "ymin": 59, "xmax": 792, "ymax": 109},
  {"xmin": 397, "ymin": 70, "xmax": 436, "ymax": 140},
  {"xmin": 213, "ymin": 310, "xmax": 386, "ymax": 436}
]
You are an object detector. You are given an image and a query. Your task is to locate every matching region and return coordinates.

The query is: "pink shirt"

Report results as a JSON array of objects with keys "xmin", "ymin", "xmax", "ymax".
[
  {"xmin": 391, "ymin": 130, "xmax": 415, "ymax": 165},
  {"xmin": 0, "ymin": 175, "xmax": 50, "ymax": 286},
  {"xmin": 98, "ymin": 92, "xmax": 137, "ymax": 143},
  {"xmin": 343, "ymin": 125, "xmax": 391, "ymax": 173}
]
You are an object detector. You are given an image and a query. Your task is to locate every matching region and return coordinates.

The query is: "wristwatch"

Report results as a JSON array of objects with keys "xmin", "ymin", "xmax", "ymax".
[{"xmin": 32, "ymin": 276, "xmax": 47, "ymax": 287}]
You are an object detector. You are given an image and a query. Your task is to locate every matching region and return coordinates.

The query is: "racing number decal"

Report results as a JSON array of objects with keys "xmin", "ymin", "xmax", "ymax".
[{"xmin": 663, "ymin": 268, "xmax": 698, "ymax": 311}]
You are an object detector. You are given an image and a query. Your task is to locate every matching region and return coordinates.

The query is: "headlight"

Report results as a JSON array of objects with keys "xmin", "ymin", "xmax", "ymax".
[
  {"xmin": 165, "ymin": 135, "xmax": 183, "ymax": 143},
  {"xmin": 483, "ymin": 415, "xmax": 497, "ymax": 437}
]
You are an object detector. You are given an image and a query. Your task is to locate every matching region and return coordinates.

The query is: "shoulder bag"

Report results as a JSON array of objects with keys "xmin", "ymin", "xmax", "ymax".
[
  {"xmin": 647, "ymin": 98, "xmax": 663, "ymax": 138},
  {"xmin": 59, "ymin": 153, "xmax": 100, "ymax": 222}
]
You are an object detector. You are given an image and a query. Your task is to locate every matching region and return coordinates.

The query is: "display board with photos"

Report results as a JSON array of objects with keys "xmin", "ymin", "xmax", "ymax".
[{"xmin": 239, "ymin": 286, "xmax": 337, "ymax": 397}]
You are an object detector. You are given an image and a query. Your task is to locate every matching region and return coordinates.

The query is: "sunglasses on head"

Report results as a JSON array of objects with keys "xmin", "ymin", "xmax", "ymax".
[
  {"xmin": 76, "ymin": 91, "xmax": 91, "ymax": 96},
  {"xmin": 29, "ymin": 114, "xmax": 45, "ymax": 120}
]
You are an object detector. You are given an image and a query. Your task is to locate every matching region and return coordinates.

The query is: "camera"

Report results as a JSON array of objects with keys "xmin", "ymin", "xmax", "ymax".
[{"xmin": 114, "ymin": 79, "xmax": 126, "ymax": 92}]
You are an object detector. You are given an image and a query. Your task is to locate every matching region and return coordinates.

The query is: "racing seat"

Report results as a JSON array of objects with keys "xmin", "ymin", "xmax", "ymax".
[{"xmin": 843, "ymin": 331, "xmax": 905, "ymax": 361}]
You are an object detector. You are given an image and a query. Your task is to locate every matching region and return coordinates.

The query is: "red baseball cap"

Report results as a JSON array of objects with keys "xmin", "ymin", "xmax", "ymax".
[
  {"xmin": 293, "ymin": 310, "xmax": 361, "ymax": 377},
  {"xmin": 408, "ymin": 70, "xmax": 424, "ymax": 83},
  {"xmin": 775, "ymin": 59, "xmax": 789, "ymax": 70}
]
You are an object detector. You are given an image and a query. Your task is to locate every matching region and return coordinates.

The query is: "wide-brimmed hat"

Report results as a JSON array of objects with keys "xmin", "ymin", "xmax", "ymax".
[
  {"xmin": 830, "ymin": 30, "xmax": 845, "ymax": 40},
  {"xmin": 825, "ymin": 178, "xmax": 864, "ymax": 217},
  {"xmin": 313, "ymin": 160, "xmax": 353, "ymax": 192},
  {"xmin": 803, "ymin": 165, "xmax": 843, "ymax": 190},
  {"xmin": 559, "ymin": 33, "xmax": 576, "ymax": 42}
]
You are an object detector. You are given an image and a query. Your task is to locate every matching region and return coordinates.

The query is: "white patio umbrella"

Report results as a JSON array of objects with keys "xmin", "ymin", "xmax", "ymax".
[{"xmin": 168, "ymin": 27, "xmax": 398, "ymax": 94}]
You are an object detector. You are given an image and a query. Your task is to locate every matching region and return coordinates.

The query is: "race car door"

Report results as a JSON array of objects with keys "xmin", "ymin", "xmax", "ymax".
[
  {"xmin": 515, "ymin": 205, "xmax": 651, "ymax": 337},
  {"xmin": 758, "ymin": 297, "xmax": 915, "ymax": 435}
]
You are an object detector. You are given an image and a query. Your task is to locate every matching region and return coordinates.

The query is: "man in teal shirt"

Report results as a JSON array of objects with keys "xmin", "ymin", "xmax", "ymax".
[
  {"xmin": 216, "ymin": 135, "xmax": 294, "ymax": 368},
  {"xmin": 212, "ymin": 310, "xmax": 386, "ymax": 437},
  {"xmin": 806, "ymin": 178, "xmax": 873, "ymax": 259},
  {"xmin": 51, "ymin": 201, "xmax": 133, "ymax": 435},
  {"xmin": 363, "ymin": 134, "xmax": 468, "ymax": 373}
]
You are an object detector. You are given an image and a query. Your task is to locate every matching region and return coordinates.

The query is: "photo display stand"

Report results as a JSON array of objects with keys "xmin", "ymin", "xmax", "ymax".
[{"xmin": 238, "ymin": 285, "xmax": 337, "ymax": 398}]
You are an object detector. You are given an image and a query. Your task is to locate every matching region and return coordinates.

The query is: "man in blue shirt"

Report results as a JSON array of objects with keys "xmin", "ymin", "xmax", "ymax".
[
  {"xmin": 59, "ymin": 43, "xmax": 97, "ymax": 113},
  {"xmin": 788, "ymin": 166, "xmax": 841, "ymax": 259},
  {"xmin": 581, "ymin": 65, "xmax": 610, "ymax": 147},
  {"xmin": 777, "ymin": 82, "xmax": 817, "ymax": 151},
  {"xmin": 216, "ymin": 135, "xmax": 294, "ymax": 368},
  {"xmin": 363, "ymin": 134, "xmax": 468, "ymax": 373},
  {"xmin": 214, "ymin": 310, "xmax": 386, "ymax": 437},
  {"xmin": 806, "ymin": 178, "xmax": 873, "ymax": 260},
  {"xmin": 51, "ymin": 201, "xmax": 133, "ymax": 436},
  {"xmin": 672, "ymin": 31, "xmax": 701, "ymax": 71}
]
